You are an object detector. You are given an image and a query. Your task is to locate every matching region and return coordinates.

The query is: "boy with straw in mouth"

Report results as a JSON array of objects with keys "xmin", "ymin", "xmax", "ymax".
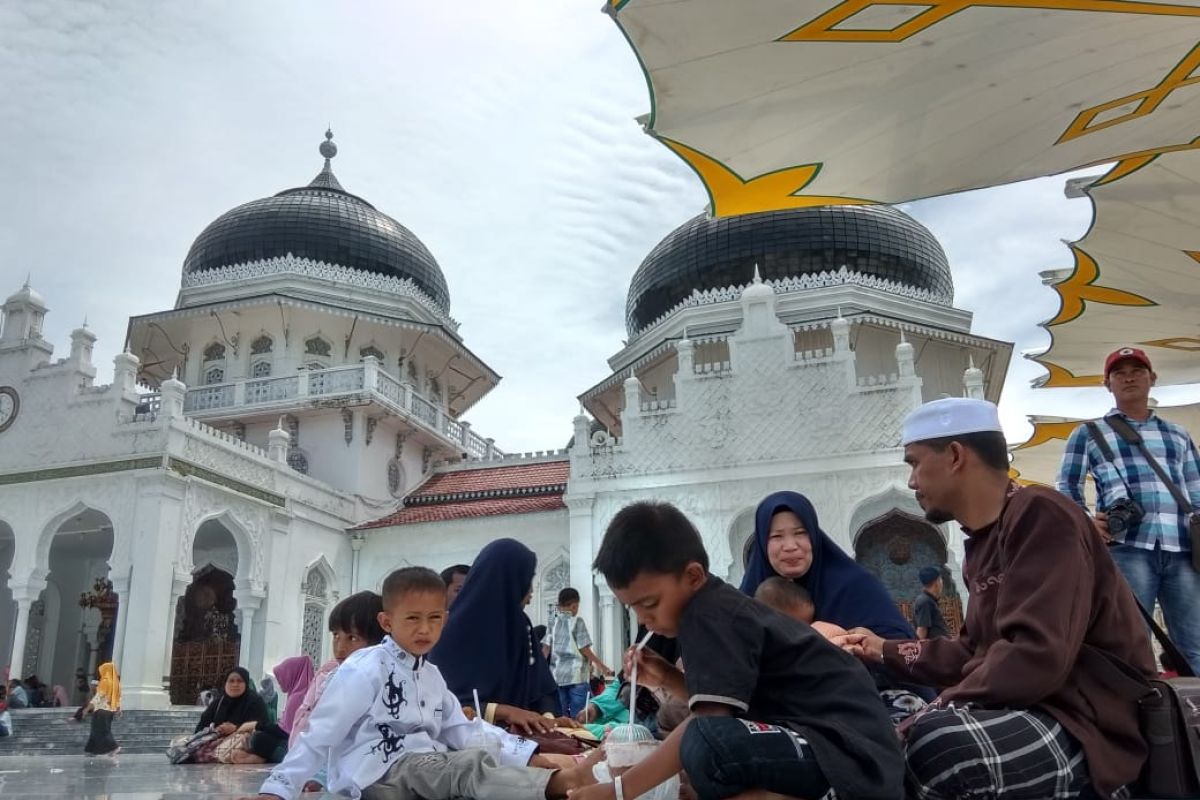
[{"xmin": 572, "ymin": 502, "xmax": 903, "ymax": 800}]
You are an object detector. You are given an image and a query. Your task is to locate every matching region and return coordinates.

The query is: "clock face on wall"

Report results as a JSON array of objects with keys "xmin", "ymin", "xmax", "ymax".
[{"xmin": 0, "ymin": 386, "xmax": 19, "ymax": 433}]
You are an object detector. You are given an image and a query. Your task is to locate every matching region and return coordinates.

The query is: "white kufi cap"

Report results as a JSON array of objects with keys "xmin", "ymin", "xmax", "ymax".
[{"xmin": 901, "ymin": 397, "xmax": 1003, "ymax": 446}]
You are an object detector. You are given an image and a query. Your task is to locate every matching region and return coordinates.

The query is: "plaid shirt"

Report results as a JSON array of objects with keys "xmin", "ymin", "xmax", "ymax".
[
  {"xmin": 542, "ymin": 611, "xmax": 592, "ymax": 686},
  {"xmin": 1057, "ymin": 408, "xmax": 1200, "ymax": 552}
]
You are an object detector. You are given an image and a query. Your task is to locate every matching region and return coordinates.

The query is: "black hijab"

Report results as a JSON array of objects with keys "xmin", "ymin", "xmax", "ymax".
[
  {"xmin": 196, "ymin": 667, "xmax": 269, "ymax": 732},
  {"xmin": 430, "ymin": 539, "xmax": 560, "ymax": 714}
]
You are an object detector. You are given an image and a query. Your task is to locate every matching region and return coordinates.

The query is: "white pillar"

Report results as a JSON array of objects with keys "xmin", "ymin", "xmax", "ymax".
[
  {"xmin": 233, "ymin": 587, "xmax": 264, "ymax": 674},
  {"xmin": 161, "ymin": 572, "xmax": 190, "ymax": 690},
  {"xmin": 565, "ymin": 495, "xmax": 596, "ymax": 636},
  {"xmin": 596, "ymin": 585, "xmax": 621, "ymax": 669},
  {"xmin": 108, "ymin": 568, "xmax": 132, "ymax": 671},
  {"xmin": 6, "ymin": 578, "xmax": 46, "ymax": 680},
  {"xmin": 8, "ymin": 598, "xmax": 33, "ymax": 680},
  {"xmin": 350, "ymin": 534, "xmax": 364, "ymax": 593}
]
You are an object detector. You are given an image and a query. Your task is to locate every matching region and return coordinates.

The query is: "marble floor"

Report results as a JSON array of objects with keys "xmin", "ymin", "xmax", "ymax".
[{"xmin": 0, "ymin": 753, "xmax": 336, "ymax": 799}]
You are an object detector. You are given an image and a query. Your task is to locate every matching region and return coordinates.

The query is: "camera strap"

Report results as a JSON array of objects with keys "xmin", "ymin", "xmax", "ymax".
[
  {"xmin": 1103, "ymin": 415, "xmax": 1196, "ymax": 516},
  {"xmin": 1084, "ymin": 421, "xmax": 1137, "ymax": 501}
]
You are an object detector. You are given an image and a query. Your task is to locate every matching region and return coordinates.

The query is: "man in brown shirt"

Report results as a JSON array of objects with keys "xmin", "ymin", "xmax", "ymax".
[{"xmin": 843, "ymin": 397, "xmax": 1155, "ymax": 799}]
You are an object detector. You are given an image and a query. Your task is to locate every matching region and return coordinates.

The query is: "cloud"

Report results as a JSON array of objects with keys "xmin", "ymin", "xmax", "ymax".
[{"xmin": 4, "ymin": 0, "xmax": 1194, "ymax": 456}]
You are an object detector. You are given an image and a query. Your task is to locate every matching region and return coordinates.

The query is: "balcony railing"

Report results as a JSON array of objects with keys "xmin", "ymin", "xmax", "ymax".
[{"xmin": 177, "ymin": 363, "xmax": 502, "ymax": 460}]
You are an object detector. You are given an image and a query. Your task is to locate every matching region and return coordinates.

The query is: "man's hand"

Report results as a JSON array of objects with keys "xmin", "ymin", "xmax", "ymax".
[
  {"xmin": 216, "ymin": 722, "xmax": 237, "ymax": 736},
  {"xmin": 553, "ymin": 715, "xmax": 582, "ymax": 729},
  {"xmin": 1093, "ymin": 511, "xmax": 1113, "ymax": 544},
  {"xmin": 576, "ymin": 703, "xmax": 599, "ymax": 724},
  {"xmin": 833, "ymin": 627, "xmax": 886, "ymax": 664}
]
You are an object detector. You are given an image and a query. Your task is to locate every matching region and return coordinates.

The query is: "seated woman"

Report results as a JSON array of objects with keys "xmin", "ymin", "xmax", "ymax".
[
  {"xmin": 186, "ymin": 666, "xmax": 271, "ymax": 764},
  {"xmin": 430, "ymin": 538, "xmax": 574, "ymax": 735},
  {"xmin": 740, "ymin": 491, "xmax": 934, "ymax": 717},
  {"xmin": 246, "ymin": 656, "xmax": 313, "ymax": 764}
]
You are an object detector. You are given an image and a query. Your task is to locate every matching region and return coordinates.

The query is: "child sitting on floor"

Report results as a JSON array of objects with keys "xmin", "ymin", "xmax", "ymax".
[
  {"xmin": 287, "ymin": 590, "xmax": 386, "ymax": 793},
  {"xmin": 753, "ymin": 576, "xmax": 815, "ymax": 624},
  {"xmin": 243, "ymin": 567, "xmax": 598, "ymax": 800},
  {"xmin": 572, "ymin": 501, "xmax": 904, "ymax": 800}
]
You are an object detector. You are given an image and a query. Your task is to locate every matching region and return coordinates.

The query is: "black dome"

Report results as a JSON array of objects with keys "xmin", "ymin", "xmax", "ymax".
[
  {"xmin": 183, "ymin": 140, "xmax": 450, "ymax": 313},
  {"xmin": 626, "ymin": 205, "xmax": 952, "ymax": 335}
]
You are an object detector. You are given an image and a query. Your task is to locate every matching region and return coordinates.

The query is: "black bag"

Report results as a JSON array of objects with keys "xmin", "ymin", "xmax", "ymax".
[
  {"xmin": 1084, "ymin": 600, "xmax": 1200, "ymax": 798},
  {"xmin": 1099, "ymin": 415, "xmax": 1200, "ymax": 572}
]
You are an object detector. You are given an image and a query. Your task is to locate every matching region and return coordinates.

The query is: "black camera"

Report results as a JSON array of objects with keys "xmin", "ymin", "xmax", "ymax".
[{"xmin": 1107, "ymin": 497, "xmax": 1145, "ymax": 538}]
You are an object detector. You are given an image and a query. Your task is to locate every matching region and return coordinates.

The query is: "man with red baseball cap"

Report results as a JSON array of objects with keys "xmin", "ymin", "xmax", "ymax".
[{"xmin": 1057, "ymin": 346, "xmax": 1200, "ymax": 675}]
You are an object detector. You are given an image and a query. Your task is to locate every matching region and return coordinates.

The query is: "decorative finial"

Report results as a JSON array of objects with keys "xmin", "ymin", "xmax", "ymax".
[
  {"xmin": 752, "ymin": 264, "xmax": 763, "ymax": 284},
  {"xmin": 82, "ymin": 315, "xmax": 89, "ymax": 328},
  {"xmin": 277, "ymin": 415, "xmax": 286, "ymax": 432},
  {"xmin": 171, "ymin": 366, "xmax": 179, "ymax": 380},
  {"xmin": 899, "ymin": 328, "xmax": 907, "ymax": 344},
  {"xmin": 23, "ymin": 272, "xmax": 31, "ymax": 289},
  {"xmin": 319, "ymin": 128, "xmax": 337, "ymax": 160},
  {"xmin": 968, "ymin": 354, "xmax": 977, "ymax": 370}
]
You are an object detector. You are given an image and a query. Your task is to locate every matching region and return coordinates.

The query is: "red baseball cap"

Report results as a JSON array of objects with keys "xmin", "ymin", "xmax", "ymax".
[{"xmin": 1104, "ymin": 347, "xmax": 1153, "ymax": 376}]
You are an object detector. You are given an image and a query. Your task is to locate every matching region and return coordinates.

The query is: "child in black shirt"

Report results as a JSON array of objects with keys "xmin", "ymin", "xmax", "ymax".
[{"xmin": 574, "ymin": 501, "xmax": 903, "ymax": 800}]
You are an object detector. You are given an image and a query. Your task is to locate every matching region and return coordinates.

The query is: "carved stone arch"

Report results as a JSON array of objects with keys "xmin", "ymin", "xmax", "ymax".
[
  {"xmin": 538, "ymin": 549, "xmax": 571, "ymax": 622},
  {"xmin": 847, "ymin": 485, "xmax": 929, "ymax": 549},
  {"xmin": 304, "ymin": 334, "xmax": 333, "ymax": 359},
  {"xmin": 35, "ymin": 500, "xmax": 117, "ymax": 575},
  {"xmin": 202, "ymin": 340, "xmax": 227, "ymax": 363},
  {"xmin": 191, "ymin": 509, "xmax": 255, "ymax": 584},
  {"xmin": 300, "ymin": 555, "xmax": 337, "ymax": 666}
]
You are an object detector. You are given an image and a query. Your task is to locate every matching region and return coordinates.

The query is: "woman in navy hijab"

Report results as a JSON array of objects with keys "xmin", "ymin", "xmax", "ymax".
[
  {"xmin": 740, "ymin": 491, "xmax": 915, "ymax": 639},
  {"xmin": 430, "ymin": 538, "xmax": 564, "ymax": 734},
  {"xmin": 741, "ymin": 491, "xmax": 934, "ymax": 715}
]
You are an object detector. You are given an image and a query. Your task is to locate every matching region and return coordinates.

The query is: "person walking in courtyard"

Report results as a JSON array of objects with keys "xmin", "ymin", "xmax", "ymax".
[
  {"xmin": 83, "ymin": 662, "xmax": 121, "ymax": 757},
  {"xmin": 844, "ymin": 397, "xmax": 1155, "ymax": 799},
  {"xmin": 542, "ymin": 587, "xmax": 613, "ymax": 719},
  {"xmin": 1056, "ymin": 346, "xmax": 1200, "ymax": 674},
  {"xmin": 912, "ymin": 566, "xmax": 950, "ymax": 640}
]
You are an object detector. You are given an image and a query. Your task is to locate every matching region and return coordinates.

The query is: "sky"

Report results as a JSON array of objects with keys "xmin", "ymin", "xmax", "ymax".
[{"xmin": 3, "ymin": 0, "xmax": 1198, "ymax": 454}]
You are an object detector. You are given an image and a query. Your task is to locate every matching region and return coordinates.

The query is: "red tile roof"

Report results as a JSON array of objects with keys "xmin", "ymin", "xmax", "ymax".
[{"xmin": 356, "ymin": 459, "xmax": 569, "ymax": 530}]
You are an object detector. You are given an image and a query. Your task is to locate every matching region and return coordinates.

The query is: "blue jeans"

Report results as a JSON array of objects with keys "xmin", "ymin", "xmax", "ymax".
[
  {"xmin": 1110, "ymin": 542, "xmax": 1200, "ymax": 674},
  {"xmin": 557, "ymin": 683, "xmax": 589, "ymax": 720},
  {"xmin": 679, "ymin": 717, "xmax": 830, "ymax": 800}
]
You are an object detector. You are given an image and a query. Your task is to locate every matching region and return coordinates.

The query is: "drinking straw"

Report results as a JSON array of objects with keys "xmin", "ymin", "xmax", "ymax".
[
  {"xmin": 584, "ymin": 690, "xmax": 592, "ymax": 723},
  {"xmin": 473, "ymin": 689, "xmax": 482, "ymax": 722},
  {"xmin": 628, "ymin": 630, "xmax": 655, "ymax": 723}
]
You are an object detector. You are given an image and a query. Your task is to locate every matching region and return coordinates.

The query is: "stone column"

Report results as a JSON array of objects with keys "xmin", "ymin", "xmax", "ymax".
[
  {"xmin": 6, "ymin": 578, "xmax": 46, "ymax": 681},
  {"xmin": 565, "ymin": 495, "xmax": 596, "ymax": 632},
  {"xmin": 119, "ymin": 481, "xmax": 184, "ymax": 709},
  {"xmin": 108, "ymin": 567, "xmax": 132, "ymax": 671},
  {"xmin": 596, "ymin": 586, "xmax": 620, "ymax": 669},
  {"xmin": 233, "ymin": 586, "xmax": 265, "ymax": 675}
]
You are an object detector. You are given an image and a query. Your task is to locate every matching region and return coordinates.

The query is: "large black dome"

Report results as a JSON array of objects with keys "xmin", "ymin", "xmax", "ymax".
[
  {"xmin": 626, "ymin": 205, "xmax": 952, "ymax": 335},
  {"xmin": 183, "ymin": 133, "xmax": 450, "ymax": 313}
]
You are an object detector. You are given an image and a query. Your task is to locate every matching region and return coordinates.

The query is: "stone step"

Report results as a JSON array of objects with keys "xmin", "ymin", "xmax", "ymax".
[{"xmin": 0, "ymin": 708, "xmax": 206, "ymax": 757}]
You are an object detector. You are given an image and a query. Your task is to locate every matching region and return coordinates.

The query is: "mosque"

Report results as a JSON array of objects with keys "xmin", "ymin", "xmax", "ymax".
[{"xmin": 0, "ymin": 133, "xmax": 1011, "ymax": 709}]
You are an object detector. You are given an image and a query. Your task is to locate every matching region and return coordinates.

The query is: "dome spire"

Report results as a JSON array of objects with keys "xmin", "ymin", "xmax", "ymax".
[{"xmin": 308, "ymin": 128, "xmax": 345, "ymax": 192}]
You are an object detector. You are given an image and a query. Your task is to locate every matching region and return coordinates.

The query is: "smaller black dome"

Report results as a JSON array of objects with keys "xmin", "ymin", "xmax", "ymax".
[
  {"xmin": 183, "ymin": 135, "xmax": 450, "ymax": 313},
  {"xmin": 626, "ymin": 205, "xmax": 953, "ymax": 335}
]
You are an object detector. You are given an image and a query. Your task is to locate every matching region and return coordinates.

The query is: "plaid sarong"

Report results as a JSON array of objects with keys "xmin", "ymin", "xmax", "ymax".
[{"xmin": 904, "ymin": 705, "xmax": 1121, "ymax": 799}]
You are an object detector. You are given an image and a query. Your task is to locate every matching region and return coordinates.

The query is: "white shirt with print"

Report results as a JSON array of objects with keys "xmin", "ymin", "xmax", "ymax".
[{"xmin": 260, "ymin": 636, "xmax": 536, "ymax": 800}]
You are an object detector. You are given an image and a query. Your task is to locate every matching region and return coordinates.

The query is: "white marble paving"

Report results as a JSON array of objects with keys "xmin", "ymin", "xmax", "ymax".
[{"xmin": 0, "ymin": 753, "xmax": 336, "ymax": 799}]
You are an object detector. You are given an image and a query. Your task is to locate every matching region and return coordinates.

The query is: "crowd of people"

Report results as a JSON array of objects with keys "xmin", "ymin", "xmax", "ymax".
[{"xmin": 5, "ymin": 346, "xmax": 1194, "ymax": 800}]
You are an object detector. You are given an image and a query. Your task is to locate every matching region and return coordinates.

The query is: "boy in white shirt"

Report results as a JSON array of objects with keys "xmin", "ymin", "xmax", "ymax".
[{"xmin": 243, "ymin": 567, "xmax": 598, "ymax": 800}]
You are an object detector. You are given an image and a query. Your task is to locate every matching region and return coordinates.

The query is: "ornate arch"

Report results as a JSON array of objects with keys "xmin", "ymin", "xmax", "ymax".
[
  {"xmin": 35, "ymin": 500, "xmax": 117, "ymax": 575},
  {"xmin": 537, "ymin": 550, "xmax": 571, "ymax": 624},
  {"xmin": 188, "ymin": 509, "xmax": 256, "ymax": 584},
  {"xmin": 300, "ymin": 555, "xmax": 337, "ymax": 666},
  {"xmin": 725, "ymin": 507, "xmax": 757, "ymax": 586},
  {"xmin": 848, "ymin": 485, "xmax": 930, "ymax": 549}
]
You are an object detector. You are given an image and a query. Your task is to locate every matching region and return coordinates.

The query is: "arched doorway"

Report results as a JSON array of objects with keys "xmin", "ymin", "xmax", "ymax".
[
  {"xmin": 169, "ymin": 519, "xmax": 241, "ymax": 705},
  {"xmin": 31, "ymin": 507, "xmax": 115, "ymax": 694},
  {"xmin": 854, "ymin": 510, "xmax": 962, "ymax": 633}
]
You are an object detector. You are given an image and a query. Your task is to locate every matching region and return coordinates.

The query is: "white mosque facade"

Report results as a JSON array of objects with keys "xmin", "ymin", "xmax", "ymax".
[{"xmin": 0, "ymin": 135, "xmax": 1011, "ymax": 709}]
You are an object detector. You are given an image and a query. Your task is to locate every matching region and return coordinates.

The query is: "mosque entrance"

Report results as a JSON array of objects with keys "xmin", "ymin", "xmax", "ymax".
[
  {"xmin": 169, "ymin": 519, "xmax": 242, "ymax": 704},
  {"xmin": 854, "ymin": 510, "xmax": 962, "ymax": 634},
  {"xmin": 26, "ymin": 508, "xmax": 117, "ymax": 699}
]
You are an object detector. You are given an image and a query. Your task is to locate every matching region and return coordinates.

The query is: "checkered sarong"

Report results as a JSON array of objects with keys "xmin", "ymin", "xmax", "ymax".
[{"xmin": 903, "ymin": 705, "xmax": 1117, "ymax": 800}]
